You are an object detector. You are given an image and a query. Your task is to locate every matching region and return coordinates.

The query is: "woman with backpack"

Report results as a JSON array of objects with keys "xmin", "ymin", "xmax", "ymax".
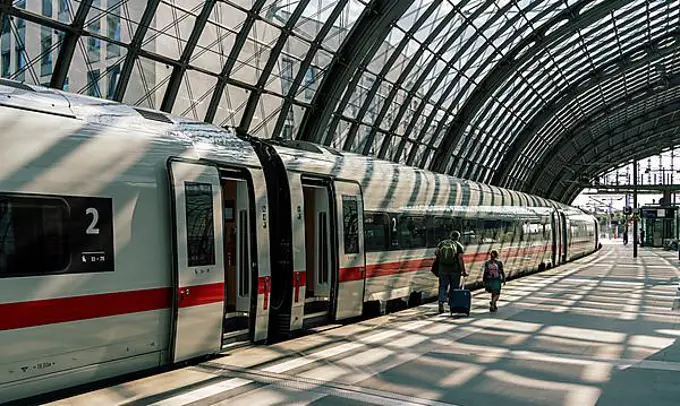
[{"xmin": 483, "ymin": 250, "xmax": 506, "ymax": 312}]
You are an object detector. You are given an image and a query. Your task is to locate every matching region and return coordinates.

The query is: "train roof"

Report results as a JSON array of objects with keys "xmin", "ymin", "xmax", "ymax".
[{"xmin": 0, "ymin": 79, "xmax": 261, "ymax": 168}]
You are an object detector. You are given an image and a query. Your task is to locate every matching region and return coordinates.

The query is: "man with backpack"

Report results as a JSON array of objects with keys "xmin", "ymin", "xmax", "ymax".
[{"xmin": 435, "ymin": 230, "xmax": 467, "ymax": 313}]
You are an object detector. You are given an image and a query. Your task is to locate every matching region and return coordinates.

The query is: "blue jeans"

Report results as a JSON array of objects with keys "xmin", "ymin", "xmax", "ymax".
[{"xmin": 439, "ymin": 273, "xmax": 462, "ymax": 303}]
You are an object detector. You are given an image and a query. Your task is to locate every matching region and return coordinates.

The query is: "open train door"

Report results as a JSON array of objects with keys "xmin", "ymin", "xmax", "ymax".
[
  {"xmin": 560, "ymin": 211, "xmax": 568, "ymax": 263},
  {"xmin": 551, "ymin": 210, "xmax": 561, "ymax": 267},
  {"xmin": 168, "ymin": 160, "xmax": 224, "ymax": 362},
  {"xmin": 333, "ymin": 181, "xmax": 366, "ymax": 320}
]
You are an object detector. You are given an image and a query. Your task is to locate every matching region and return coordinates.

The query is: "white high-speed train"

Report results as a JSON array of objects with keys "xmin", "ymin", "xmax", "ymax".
[{"xmin": 0, "ymin": 79, "xmax": 599, "ymax": 403}]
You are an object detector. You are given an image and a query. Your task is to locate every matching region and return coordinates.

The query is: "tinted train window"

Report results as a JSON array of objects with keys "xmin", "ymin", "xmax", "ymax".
[
  {"xmin": 0, "ymin": 195, "xmax": 69, "ymax": 277},
  {"xmin": 185, "ymin": 182, "xmax": 216, "ymax": 267},
  {"xmin": 398, "ymin": 216, "xmax": 427, "ymax": 249},
  {"xmin": 364, "ymin": 212, "xmax": 389, "ymax": 252},
  {"xmin": 433, "ymin": 217, "xmax": 452, "ymax": 242},
  {"xmin": 342, "ymin": 196, "xmax": 360, "ymax": 254}
]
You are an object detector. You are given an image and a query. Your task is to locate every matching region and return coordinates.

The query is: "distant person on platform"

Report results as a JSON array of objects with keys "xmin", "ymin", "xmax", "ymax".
[
  {"xmin": 623, "ymin": 226, "xmax": 629, "ymax": 245},
  {"xmin": 435, "ymin": 231, "xmax": 467, "ymax": 313},
  {"xmin": 640, "ymin": 229, "xmax": 645, "ymax": 247},
  {"xmin": 483, "ymin": 250, "xmax": 506, "ymax": 312}
]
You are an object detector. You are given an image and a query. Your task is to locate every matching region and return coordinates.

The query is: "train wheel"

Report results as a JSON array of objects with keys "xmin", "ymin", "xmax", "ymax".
[{"xmin": 408, "ymin": 291, "xmax": 422, "ymax": 307}]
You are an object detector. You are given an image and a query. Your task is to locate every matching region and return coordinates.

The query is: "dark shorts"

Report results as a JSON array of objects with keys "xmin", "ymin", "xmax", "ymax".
[{"xmin": 485, "ymin": 278, "xmax": 502, "ymax": 294}]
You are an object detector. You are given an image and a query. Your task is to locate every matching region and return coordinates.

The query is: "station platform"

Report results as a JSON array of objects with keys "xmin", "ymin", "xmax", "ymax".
[{"xmin": 46, "ymin": 242, "xmax": 680, "ymax": 406}]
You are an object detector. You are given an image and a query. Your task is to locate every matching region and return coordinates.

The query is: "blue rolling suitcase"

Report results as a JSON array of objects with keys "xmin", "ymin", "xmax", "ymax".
[{"xmin": 450, "ymin": 279, "xmax": 471, "ymax": 316}]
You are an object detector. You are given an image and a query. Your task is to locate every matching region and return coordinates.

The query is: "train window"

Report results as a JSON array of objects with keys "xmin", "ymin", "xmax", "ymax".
[
  {"xmin": 398, "ymin": 216, "xmax": 427, "ymax": 249},
  {"xmin": 433, "ymin": 217, "xmax": 453, "ymax": 242},
  {"xmin": 342, "ymin": 196, "xmax": 360, "ymax": 254},
  {"xmin": 185, "ymin": 182, "xmax": 216, "ymax": 267},
  {"xmin": 364, "ymin": 212, "xmax": 389, "ymax": 252},
  {"xmin": 0, "ymin": 195, "xmax": 69, "ymax": 277}
]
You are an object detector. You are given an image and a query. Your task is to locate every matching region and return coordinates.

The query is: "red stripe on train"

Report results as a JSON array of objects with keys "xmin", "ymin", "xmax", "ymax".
[
  {"xmin": 339, "ymin": 244, "xmax": 551, "ymax": 282},
  {"xmin": 0, "ymin": 287, "xmax": 172, "ymax": 331},
  {"xmin": 178, "ymin": 282, "xmax": 224, "ymax": 308}
]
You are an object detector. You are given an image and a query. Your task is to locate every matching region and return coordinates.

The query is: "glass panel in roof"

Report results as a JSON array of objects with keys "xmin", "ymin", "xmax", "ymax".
[
  {"xmin": 1, "ymin": 16, "xmax": 65, "ymax": 86},
  {"xmin": 84, "ymin": 0, "xmax": 148, "ymax": 44},
  {"xmin": 396, "ymin": 0, "xmax": 437, "ymax": 33},
  {"xmin": 307, "ymin": 0, "xmax": 366, "ymax": 51},
  {"xmin": 231, "ymin": 19, "xmax": 281, "ymax": 85},
  {"xmin": 191, "ymin": 11, "xmax": 242, "ymax": 73},
  {"xmin": 211, "ymin": 83, "xmax": 250, "ymax": 127},
  {"xmin": 122, "ymin": 56, "xmax": 172, "ymax": 109},
  {"xmin": 140, "ymin": 0, "xmax": 199, "ymax": 61},
  {"xmin": 172, "ymin": 69, "xmax": 217, "ymax": 121}
]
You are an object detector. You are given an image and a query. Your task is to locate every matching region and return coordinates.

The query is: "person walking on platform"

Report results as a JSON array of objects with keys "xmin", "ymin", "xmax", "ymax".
[
  {"xmin": 435, "ymin": 231, "xmax": 467, "ymax": 313},
  {"xmin": 483, "ymin": 250, "xmax": 506, "ymax": 312}
]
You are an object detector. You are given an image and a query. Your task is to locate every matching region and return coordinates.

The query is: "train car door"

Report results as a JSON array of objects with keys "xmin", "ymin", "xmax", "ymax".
[
  {"xmin": 560, "ymin": 211, "xmax": 568, "ymax": 262},
  {"xmin": 334, "ymin": 181, "xmax": 366, "ymax": 320},
  {"xmin": 221, "ymin": 174, "xmax": 253, "ymax": 348},
  {"xmin": 551, "ymin": 210, "xmax": 560, "ymax": 267},
  {"xmin": 168, "ymin": 161, "xmax": 224, "ymax": 362},
  {"xmin": 301, "ymin": 179, "xmax": 334, "ymax": 326}
]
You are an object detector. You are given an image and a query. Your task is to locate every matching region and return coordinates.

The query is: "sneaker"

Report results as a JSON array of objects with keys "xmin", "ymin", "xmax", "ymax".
[{"xmin": 438, "ymin": 303, "xmax": 444, "ymax": 313}]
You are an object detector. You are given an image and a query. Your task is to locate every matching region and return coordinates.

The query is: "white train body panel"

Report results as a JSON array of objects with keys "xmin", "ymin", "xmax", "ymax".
[
  {"xmin": 0, "ymin": 82, "xmax": 597, "ymax": 403},
  {"xmin": 0, "ymin": 84, "xmax": 270, "ymax": 402}
]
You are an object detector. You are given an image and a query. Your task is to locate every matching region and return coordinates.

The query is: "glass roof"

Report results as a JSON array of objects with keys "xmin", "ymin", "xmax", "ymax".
[{"xmin": 2, "ymin": 0, "xmax": 679, "ymax": 201}]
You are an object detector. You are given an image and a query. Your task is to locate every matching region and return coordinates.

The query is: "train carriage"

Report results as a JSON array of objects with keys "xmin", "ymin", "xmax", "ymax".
[
  {"xmin": 0, "ymin": 80, "xmax": 599, "ymax": 403},
  {"xmin": 0, "ymin": 82, "xmax": 272, "ymax": 402}
]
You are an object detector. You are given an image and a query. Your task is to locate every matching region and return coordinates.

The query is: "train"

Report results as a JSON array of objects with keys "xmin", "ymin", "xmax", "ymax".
[{"xmin": 0, "ymin": 79, "xmax": 599, "ymax": 403}]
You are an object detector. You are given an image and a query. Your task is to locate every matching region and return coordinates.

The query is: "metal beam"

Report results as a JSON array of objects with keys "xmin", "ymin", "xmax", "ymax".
[
  {"xmin": 546, "ymin": 113, "xmax": 680, "ymax": 199},
  {"xmin": 112, "ymin": 0, "xmax": 161, "ymax": 102},
  {"xmin": 50, "ymin": 0, "xmax": 93, "ymax": 89},
  {"xmin": 491, "ymin": 30, "xmax": 680, "ymax": 188},
  {"xmin": 378, "ymin": 0, "xmax": 516, "ymax": 162},
  {"xmin": 339, "ymin": 0, "xmax": 446, "ymax": 153},
  {"xmin": 204, "ymin": 0, "xmax": 269, "ymax": 124},
  {"xmin": 374, "ymin": 9, "xmax": 461, "ymax": 159},
  {"xmin": 463, "ymin": 4, "xmax": 671, "ymax": 182},
  {"xmin": 405, "ymin": 0, "xmax": 565, "ymax": 168},
  {"xmin": 296, "ymin": 0, "xmax": 412, "ymax": 144},
  {"xmin": 428, "ymin": 0, "xmax": 633, "ymax": 173},
  {"xmin": 560, "ymin": 134, "xmax": 680, "ymax": 202},
  {"xmin": 160, "ymin": 0, "xmax": 216, "ymax": 113},
  {"xmin": 528, "ymin": 88, "xmax": 680, "ymax": 197},
  {"xmin": 543, "ymin": 112, "xmax": 680, "ymax": 200},
  {"xmin": 238, "ymin": 0, "xmax": 312, "ymax": 132},
  {"xmin": 266, "ymin": 1, "xmax": 348, "ymax": 138}
]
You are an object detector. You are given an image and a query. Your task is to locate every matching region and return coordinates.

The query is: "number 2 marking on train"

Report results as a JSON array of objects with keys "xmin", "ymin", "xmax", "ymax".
[
  {"xmin": 86, "ymin": 207, "xmax": 100, "ymax": 235},
  {"xmin": 392, "ymin": 218, "xmax": 397, "ymax": 232}
]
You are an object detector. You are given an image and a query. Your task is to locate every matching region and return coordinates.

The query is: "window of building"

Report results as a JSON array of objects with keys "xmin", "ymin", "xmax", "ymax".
[
  {"xmin": 41, "ymin": 27, "xmax": 52, "ymax": 77},
  {"xmin": 107, "ymin": 64, "xmax": 120, "ymax": 99},
  {"xmin": 280, "ymin": 58, "xmax": 294, "ymax": 95},
  {"xmin": 185, "ymin": 182, "xmax": 215, "ymax": 267},
  {"xmin": 42, "ymin": 0, "xmax": 53, "ymax": 17},
  {"xmin": 0, "ymin": 195, "xmax": 69, "ymax": 277},
  {"xmin": 87, "ymin": 69, "xmax": 101, "ymax": 97},
  {"xmin": 342, "ymin": 195, "xmax": 359, "ymax": 254},
  {"xmin": 106, "ymin": 0, "xmax": 121, "ymax": 58},
  {"xmin": 15, "ymin": 18, "xmax": 25, "ymax": 81},
  {"xmin": 1, "ymin": 50, "xmax": 9, "ymax": 78},
  {"xmin": 58, "ymin": 0, "xmax": 70, "ymax": 22},
  {"xmin": 364, "ymin": 212, "xmax": 389, "ymax": 252},
  {"xmin": 88, "ymin": 0, "xmax": 101, "ymax": 63},
  {"xmin": 304, "ymin": 66, "xmax": 315, "ymax": 100}
]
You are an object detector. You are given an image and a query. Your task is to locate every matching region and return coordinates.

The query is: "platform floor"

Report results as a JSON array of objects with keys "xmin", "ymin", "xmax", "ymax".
[{"xmin": 47, "ymin": 242, "xmax": 680, "ymax": 406}]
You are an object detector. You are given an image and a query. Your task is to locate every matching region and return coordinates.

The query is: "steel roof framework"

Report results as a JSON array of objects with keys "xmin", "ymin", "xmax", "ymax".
[{"xmin": 1, "ymin": 0, "xmax": 679, "ymax": 202}]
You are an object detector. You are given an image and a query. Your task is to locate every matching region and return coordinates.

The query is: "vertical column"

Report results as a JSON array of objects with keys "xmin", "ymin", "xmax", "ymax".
[{"xmin": 633, "ymin": 160, "xmax": 638, "ymax": 259}]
